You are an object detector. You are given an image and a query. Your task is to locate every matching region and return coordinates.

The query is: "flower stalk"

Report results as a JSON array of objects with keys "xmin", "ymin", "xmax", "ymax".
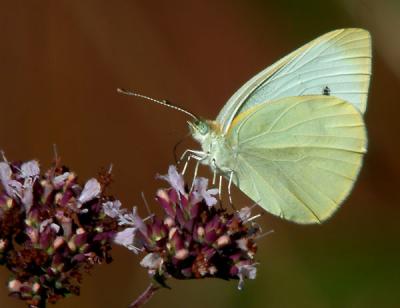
[{"xmin": 128, "ymin": 283, "xmax": 160, "ymax": 308}]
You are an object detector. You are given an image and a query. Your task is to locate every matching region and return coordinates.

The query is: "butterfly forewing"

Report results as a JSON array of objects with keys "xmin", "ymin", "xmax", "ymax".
[
  {"xmin": 217, "ymin": 28, "xmax": 371, "ymax": 133},
  {"xmin": 225, "ymin": 96, "xmax": 367, "ymax": 224}
]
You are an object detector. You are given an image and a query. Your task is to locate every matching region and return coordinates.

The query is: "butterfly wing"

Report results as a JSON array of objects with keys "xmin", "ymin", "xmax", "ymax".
[
  {"xmin": 217, "ymin": 28, "xmax": 371, "ymax": 133},
  {"xmin": 225, "ymin": 95, "xmax": 367, "ymax": 224}
]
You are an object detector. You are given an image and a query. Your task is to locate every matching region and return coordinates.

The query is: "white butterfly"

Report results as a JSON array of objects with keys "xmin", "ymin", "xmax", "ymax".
[{"xmin": 120, "ymin": 28, "xmax": 372, "ymax": 224}]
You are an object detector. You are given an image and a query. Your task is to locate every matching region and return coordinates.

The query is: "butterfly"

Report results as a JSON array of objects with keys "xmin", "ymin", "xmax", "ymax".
[{"xmin": 119, "ymin": 28, "xmax": 371, "ymax": 224}]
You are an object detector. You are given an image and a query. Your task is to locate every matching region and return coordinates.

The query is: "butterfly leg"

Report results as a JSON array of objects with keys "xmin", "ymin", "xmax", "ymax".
[
  {"xmin": 184, "ymin": 154, "xmax": 204, "ymax": 176},
  {"xmin": 190, "ymin": 159, "xmax": 201, "ymax": 191},
  {"xmin": 210, "ymin": 159, "xmax": 224, "ymax": 202},
  {"xmin": 182, "ymin": 155, "xmax": 192, "ymax": 175},
  {"xmin": 227, "ymin": 170, "xmax": 236, "ymax": 210},
  {"xmin": 179, "ymin": 149, "xmax": 209, "ymax": 191},
  {"xmin": 228, "ymin": 170, "xmax": 233, "ymax": 204},
  {"xmin": 178, "ymin": 149, "xmax": 192, "ymax": 165},
  {"xmin": 180, "ymin": 149, "xmax": 205, "ymax": 175},
  {"xmin": 179, "ymin": 149, "xmax": 204, "ymax": 165},
  {"xmin": 218, "ymin": 175, "xmax": 223, "ymax": 201},
  {"xmin": 210, "ymin": 158, "xmax": 223, "ymax": 201},
  {"xmin": 211, "ymin": 158, "xmax": 218, "ymax": 185}
]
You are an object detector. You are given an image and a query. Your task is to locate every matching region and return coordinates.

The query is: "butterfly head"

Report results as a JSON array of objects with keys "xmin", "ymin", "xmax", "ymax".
[
  {"xmin": 188, "ymin": 119, "xmax": 209, "ymax": 139},
  {"xmin": 188, "ymin": 119, "xmax": 223, "ymax": 147}
]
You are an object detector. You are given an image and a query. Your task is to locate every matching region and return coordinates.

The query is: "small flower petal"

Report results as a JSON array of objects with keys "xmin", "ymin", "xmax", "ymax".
[
  {"xmin": 158, "ymin": 165, "xmax": 185, "ymax": 195},
  {"xmin": 114, "ymin": 227, "xmax": 136, "ymax": 246},
  {"xmin": 50, "ymin": 223, "xmax": 60, "ymax": 233},
  {"xmin": 20, "ymin": 160, "xmax": 40, "ymax": 178},
  {"xmin": 21, "ymin": 180, "xmax": 34, "ymax": 212},
  {"xmin": 7, "ymin": 180, "xmax": 23, "ymax": 199},
  {"xmin": 78, "ymin": 178, "xmax": 101, "ymax": 204},
  {"xmin": 103, "ymin": 200, "xmax": 124, "ymax": 218},
  {"xmin": 39, "ymin": 219, "xmax": 53, "ymax": 233},
  {"xmin": 8, "ymin": 279, "xmax": 22, "ymax": 292},
  {"xmin": 0, "ymin": 162, "xmax": 21, "ymax": 198},
  {"xmin": 237, "ymin": 206, "xmax": 252, "ymax": 222},
  {"xmin": 140, "ymin": 252, "xmax": 162, "ymax": 270},
  {"xmin": 237, "ymin": 264, "xmax": 257, "ymax": 290},
  {"xmin": 192, "ymin": 177, "xmax": 218, "ymax": 207},
  {"xmin": 114, "ymin": 227, "xmax": 141, "ymax": 253},
  {"xmin": 52, "ymin": 172, "xmax": 70, "ymax": 188},
  {"xmin": 0, "ymin": 162, "xmax": 11, "ymax": 183}
]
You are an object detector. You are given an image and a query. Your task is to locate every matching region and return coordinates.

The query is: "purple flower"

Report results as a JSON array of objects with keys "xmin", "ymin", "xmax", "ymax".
[
  {"xmin": 116, "ymin": 165, "xmax": 261, "ymax": 289},
  {"xmin": 0, "ymin": 156, "xmax": 120, "ymax": 306}
]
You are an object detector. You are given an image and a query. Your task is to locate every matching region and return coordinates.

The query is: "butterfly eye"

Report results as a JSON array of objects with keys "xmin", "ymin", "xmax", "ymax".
[{"xmin": 195, "ymin": 121, "xmax": 209, "ymax": 135}]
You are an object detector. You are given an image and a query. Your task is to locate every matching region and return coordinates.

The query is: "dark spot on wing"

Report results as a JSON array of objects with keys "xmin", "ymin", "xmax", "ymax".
[{"xmin": 323, "ymin": 86, "xmax": 331, "ymax": 96}]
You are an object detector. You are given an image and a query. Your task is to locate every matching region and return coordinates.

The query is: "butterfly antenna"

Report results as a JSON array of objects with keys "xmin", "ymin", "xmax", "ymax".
[{"xmin": 117, "ymin": 88, "xmax": 198, "ymax": 120}]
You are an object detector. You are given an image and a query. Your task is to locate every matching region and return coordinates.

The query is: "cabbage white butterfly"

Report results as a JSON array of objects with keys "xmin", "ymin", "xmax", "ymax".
[{"xmin": 120, "ymin": 28, "xmax": 371, "ymax": 224}]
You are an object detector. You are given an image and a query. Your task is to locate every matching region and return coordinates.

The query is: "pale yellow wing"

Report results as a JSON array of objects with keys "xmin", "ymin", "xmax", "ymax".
[
  {"xmin": 225, "ymin": 95, "xmax": 367, "ymax": 224},
  {"xmin": 217, "ymin": 28, "xmax": 371, "ymax": 133}
]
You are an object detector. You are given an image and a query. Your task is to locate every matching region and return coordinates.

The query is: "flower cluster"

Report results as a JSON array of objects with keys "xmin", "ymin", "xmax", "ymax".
[
  {"xmin": 110, "ymin": 166, "xmax": 261, "ymax": 290},
  {"xmin": 0, "ymin": 157, "xmax": 119, "ymax": 307}
]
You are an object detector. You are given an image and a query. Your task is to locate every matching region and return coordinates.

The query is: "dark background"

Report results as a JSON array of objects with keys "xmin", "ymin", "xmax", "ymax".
[{"xmin": 0, "ymin": 1, "xmax": 399, "ymax": 307}]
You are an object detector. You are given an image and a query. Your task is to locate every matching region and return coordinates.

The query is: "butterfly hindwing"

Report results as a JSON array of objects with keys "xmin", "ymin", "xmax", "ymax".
[{"xmin": 225, "ymin": 95, "xmax": 367, "ymax": 224}]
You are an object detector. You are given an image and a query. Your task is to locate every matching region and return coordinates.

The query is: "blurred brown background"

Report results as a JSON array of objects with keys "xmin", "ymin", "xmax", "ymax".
[{"xmin": 0, "ymin": 0, "xmax": 399, "ymax": 307}]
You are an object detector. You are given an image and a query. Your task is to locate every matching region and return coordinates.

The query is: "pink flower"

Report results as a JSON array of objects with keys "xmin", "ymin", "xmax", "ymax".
[
  {"xmin": 0, "ymin": 156, "xmax": 120, "ymax": 306},
  {"xmin": 114, "ymin": 165, "xmax": 261, "ymax": 289}
]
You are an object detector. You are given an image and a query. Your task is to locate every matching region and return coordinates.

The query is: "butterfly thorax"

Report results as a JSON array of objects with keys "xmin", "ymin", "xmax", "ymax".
[{"xmin": 188, "ymin": 119, "xmax": 235, "ymax": 174}]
